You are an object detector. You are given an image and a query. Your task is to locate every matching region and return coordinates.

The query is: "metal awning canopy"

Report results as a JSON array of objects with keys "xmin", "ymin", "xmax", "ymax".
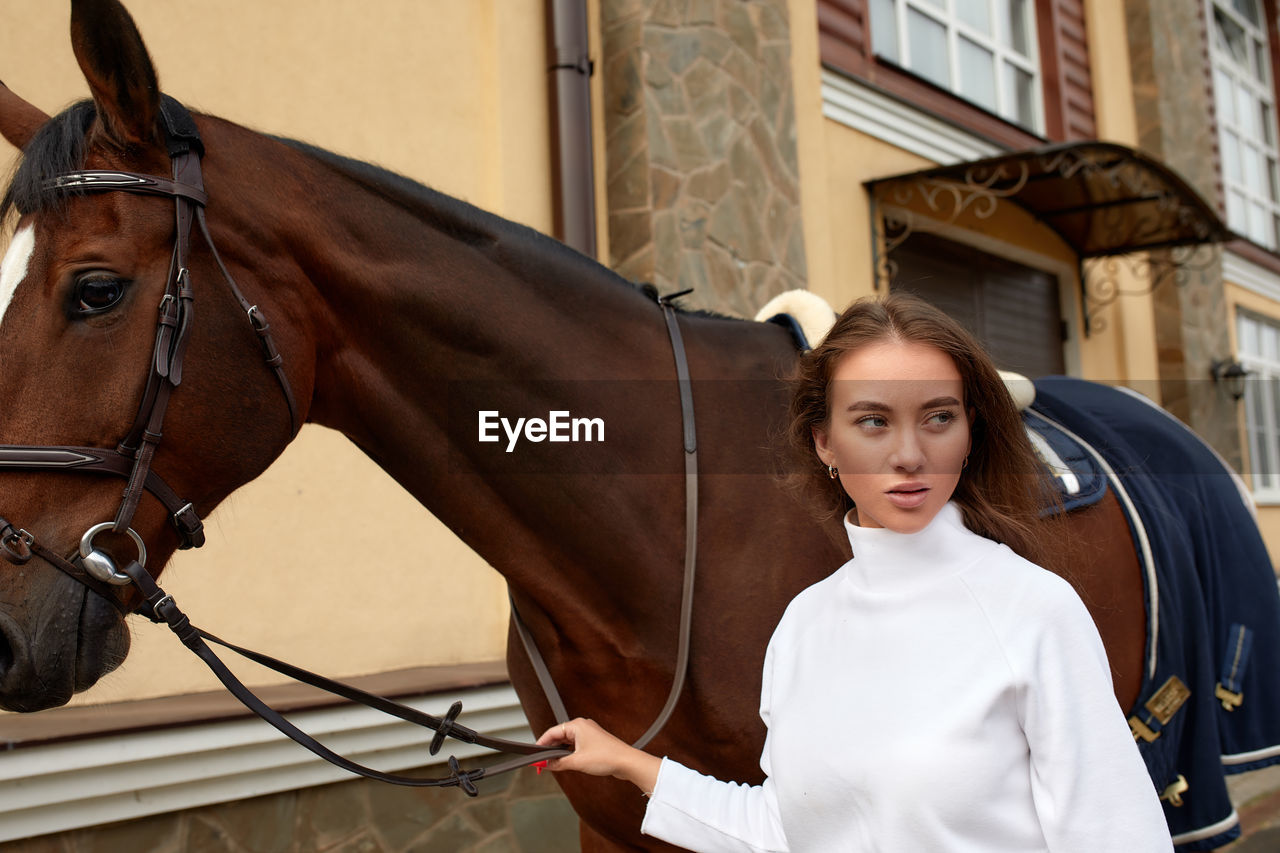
[{"xmin": 865, "ymin": 141, "xmax": 1232, "ymax": 258}]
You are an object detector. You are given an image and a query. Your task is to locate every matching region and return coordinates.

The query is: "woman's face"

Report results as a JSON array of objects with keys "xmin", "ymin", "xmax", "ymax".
[{"xmin": 813, "ymin": 339, "xmax": 972, "ymax": 534}]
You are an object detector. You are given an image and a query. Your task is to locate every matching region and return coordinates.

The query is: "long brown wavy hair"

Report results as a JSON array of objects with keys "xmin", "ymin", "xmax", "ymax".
[{"xmin": 787, "ymin": 292, "xmax": 1066, "ymax": 575}]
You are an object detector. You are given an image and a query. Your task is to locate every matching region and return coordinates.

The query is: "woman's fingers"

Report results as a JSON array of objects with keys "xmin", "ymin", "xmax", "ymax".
[{"xmin": 536, "ymin": 719, "xmax": 580, "ymax": 747}]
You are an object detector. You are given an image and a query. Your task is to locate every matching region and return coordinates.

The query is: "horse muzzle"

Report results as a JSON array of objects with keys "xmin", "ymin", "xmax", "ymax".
[{"xmin": 0, "ymin": 534, "xmax": 132, "ymax": 712}]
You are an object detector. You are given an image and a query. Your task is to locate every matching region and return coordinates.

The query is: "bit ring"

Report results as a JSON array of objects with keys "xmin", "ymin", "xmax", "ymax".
[{"xmin": 79, "ymin": 522, "xmax": 147, "ymax": 586}]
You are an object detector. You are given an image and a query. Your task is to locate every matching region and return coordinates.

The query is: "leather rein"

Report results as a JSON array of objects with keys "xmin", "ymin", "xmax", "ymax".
[{"xmin": 0, "ymin": 97, "xmax": 700, "ymax": 795}]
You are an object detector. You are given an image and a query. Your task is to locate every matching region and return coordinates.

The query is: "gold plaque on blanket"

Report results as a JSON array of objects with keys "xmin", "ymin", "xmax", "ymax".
[{"xmin": 1146, "ymin": 676, "xmax": 1191, "ymax": 725}]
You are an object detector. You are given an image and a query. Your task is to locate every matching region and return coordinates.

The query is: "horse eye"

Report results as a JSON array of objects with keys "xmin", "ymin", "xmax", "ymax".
[{"xmin": 74, "ymin": 277, "xmax": 128, "ymax": 315}]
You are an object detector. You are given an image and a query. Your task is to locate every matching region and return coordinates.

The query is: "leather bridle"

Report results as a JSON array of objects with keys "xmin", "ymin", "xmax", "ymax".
[
  {"xmin": 0, "ymin": 97, "xmax": 297, "ymax": 564},
  {"xmin": 0, "ymin": 97, "xmax": 701, "ymax": 795}
]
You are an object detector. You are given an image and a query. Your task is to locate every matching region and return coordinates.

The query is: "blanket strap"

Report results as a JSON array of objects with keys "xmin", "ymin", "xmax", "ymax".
[{"xmin": 1215, "ymin": 623, "xmax": 1252, "ymax": 711}]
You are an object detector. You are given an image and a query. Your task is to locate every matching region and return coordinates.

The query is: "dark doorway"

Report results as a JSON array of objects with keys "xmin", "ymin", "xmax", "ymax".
[{"xmin": 890, "ymin": 232, "xmax": 1067, "ymax": 377}]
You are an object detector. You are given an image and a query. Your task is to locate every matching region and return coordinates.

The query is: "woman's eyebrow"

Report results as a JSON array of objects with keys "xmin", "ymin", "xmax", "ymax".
[
  {"xmin": 845, "ymin": 399, "xmax": 891, "ymax": 413},
  {"xmin": 844, "ymin": 395, "xmax": 962, "ymax": 413}
]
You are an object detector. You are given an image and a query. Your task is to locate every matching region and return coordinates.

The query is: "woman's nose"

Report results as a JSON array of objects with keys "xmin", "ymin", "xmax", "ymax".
[{"xmin": 888, "ymin": 430, "xmax": 925, "ymax": 471}]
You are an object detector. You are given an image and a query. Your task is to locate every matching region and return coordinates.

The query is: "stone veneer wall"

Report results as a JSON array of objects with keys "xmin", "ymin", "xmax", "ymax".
[
  {"xmin": 601, "ymin": 0, "xmax": 807, "ymax": 318},
  {"xmin": 0, "ymin": 758, "xmax": 579, "ymax": 853},
  {"xmin": 1125, "ymin": 0, "xmax": 1243, "ymax": 469}
]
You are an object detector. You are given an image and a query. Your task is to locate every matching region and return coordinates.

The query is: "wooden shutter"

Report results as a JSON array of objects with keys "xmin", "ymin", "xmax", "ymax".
[
  {"xmin": 890, "ymin": 233, "xmax": 1067, "ymax": 378},
  {"xmin": 818, "ymin": 0, "xmax": 873, "ymax": 77},
  {"xmin": 1036, "ymin": 0, "xmax": 1097, "ymax": 141}
]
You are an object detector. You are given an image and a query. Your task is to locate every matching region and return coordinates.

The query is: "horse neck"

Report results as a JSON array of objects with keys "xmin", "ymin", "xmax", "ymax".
[{"xmin": 209, "ymin": 125, "xmax": 691, "ymax": 634}]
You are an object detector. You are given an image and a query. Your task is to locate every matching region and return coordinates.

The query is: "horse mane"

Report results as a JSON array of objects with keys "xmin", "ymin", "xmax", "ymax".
[
  {"xmin": 280, "ymin": 137, "xmax": 513, "ymax": 250},
  {"xmin": 0, "ymin": 99, "xmax": 736, "ymax": 322},
  {"xmin": 1, "ymin": 100, "xmax": 97, "ymax": 222},
  {"xmin": 281, "ymin": 139, "xmax": 739, "ymax": 321}
]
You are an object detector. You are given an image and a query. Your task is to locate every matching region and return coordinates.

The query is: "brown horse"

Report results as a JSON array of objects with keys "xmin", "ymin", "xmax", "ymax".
[{"xmin": 0, "ymin": 2, "xmax": 1149, "ymax": 849}]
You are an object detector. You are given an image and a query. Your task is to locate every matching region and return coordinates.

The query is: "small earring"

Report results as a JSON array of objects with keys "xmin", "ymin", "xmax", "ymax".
[
  {"xmin": 827, "ymin": 465, "xmax": 839, "ymax": 479},
  {"xmin": 961, "ymin": 456, "xmax": 969, "ymax": 470}
]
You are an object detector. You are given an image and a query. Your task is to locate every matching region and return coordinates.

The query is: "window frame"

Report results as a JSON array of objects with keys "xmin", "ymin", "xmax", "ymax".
[
  {"xmin": 1207, "ymin": 0, "xmax": 1280, "ymax": 251},
  {"xmin": 817, "ymin": 0, "xmax": 1094, "ymax": 149},
  {"xmin": 869, "ymin": 0, "xmax": 1045, "ymax": 134},
  {"xmin": 1237, "ymin": 308, "xmax": 1280, "ymax": 502}
]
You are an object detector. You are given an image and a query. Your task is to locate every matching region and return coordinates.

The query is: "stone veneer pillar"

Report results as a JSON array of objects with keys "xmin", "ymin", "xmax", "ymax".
[
  {"xmin": 1125, "ymin": 0, "xmax": 1243, "ymax": 469},
  {"xmin": 600, "ymin": 0, "xmax": 807, "ymax": 318}
]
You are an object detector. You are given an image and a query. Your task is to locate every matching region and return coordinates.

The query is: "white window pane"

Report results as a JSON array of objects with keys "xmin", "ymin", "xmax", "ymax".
[
  {"xmin": 914, "ymin": 0, "xmax": 944, "ymax": 10},
  {"xmin": 1224, "ymin": 131, "xmax": 1242, "ymax": 180},
  {"xmin": 1266, "ymin": 375, "xmax": 1280, "ymax": 481},
  {"xmin": 1240, "ymin": 316, "xmax": 1260, "ymax": 355},
  {"xmin": 959, "ymin": 37, "xmax": 998, "ymax": 111},
  {"xmin": 1239, "ymin": 87, "xmax": 1259, "ymax": 136},
  {"xmin": 1251, "ymin": 202, "xmax": 1273, "ymax": 247},
  {"xmin": 1254, "ymin": 36, "xmax": 1269, "ymax": 82},
  {"xmin": 1003, "ymin": 0, "xmax": 1031, "ymax": 56},
  {"xmin": 870, "ymin": 0, "xmax": 900, "ymax": 62},
  {"xmin": 1216, "ymin": 69, "xmax": 1236, "ymax": 124},
  {"xmin": 1246, "ymin": 380, "xmax": 1270, "ymax": 486},
  {"xmin": 1005, "ymin": 62, "xmax": 1035, "ymax": 126},
  {"xmin": 1264, "ymin": 103, "xmax": 1276, "ymax": 146},
  {"xmin": 1215, "ymin": 7, "xmax": 1250, "ymax": 67},
  {"xmin": 1233, "ymin": 0, "xmax": 1262, "ymax": 29},
  {"xmin": 908, "ymin": 7, "xmax": 950, "ymax": 87},
  {"xmin": 1244, "ymin": 144, "xmax": 1264, "ymax": 186},
  {"xmin": 1229, "ymin": 190, "xmax": 1249, "ymax": 230},
  {"xmin": 956, "ymin": 0, "xmax": 991, "ymax": 36},
  {"xmin": 1263, "ymin": 322, "xmax": 1279, "ymax": 360},
  {"xmin": 1269, "ymin": 157, "xmax": 1279, "ymax": 201}
]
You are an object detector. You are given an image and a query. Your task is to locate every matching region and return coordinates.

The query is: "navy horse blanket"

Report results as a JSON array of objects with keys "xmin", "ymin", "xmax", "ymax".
[{"xmin": 1029, "ymin": 377, "xmax": 1280, "ymax": 850}]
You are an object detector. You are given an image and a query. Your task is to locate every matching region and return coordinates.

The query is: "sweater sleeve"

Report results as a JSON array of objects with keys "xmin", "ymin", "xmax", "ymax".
[
  {"xmin": 1021, "ymin": 579, "xmax": 1173, "ymax": 852},
  {"xmin": 640, "ymin": 758, "xmax": 789, "ymax": 853},
  {"xmin": 640, "ymin": 642, "xmax": 790, "ymax": 853}
]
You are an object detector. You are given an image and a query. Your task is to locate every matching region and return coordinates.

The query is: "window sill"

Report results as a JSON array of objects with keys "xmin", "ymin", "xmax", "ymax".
[{"xmin": 821, "ymin": 62, "xmax": 1048, "ymax": 153}]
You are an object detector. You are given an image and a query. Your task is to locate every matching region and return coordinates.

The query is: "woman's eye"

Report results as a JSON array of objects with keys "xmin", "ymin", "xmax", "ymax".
[
  {"xmin": 927, "ymin": 410, "xmax": 956, "ymax": 426},
  {"xmin": 857, "ymin": 415, "xmax": 887, "ymax": 429},
  {"xmin": 74, "ymin": 277, "xmax": 128, "ymax": 315}
]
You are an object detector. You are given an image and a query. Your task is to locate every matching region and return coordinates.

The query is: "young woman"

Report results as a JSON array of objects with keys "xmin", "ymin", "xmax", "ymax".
[{"xmin": 538, "ymin": 293, "xmax": 1172, "ymax": 852}]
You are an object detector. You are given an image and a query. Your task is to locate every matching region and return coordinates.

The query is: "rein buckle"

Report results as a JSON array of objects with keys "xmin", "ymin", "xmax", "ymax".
[{"xmin": 1, "ymin": 525, "xmax": 34, "ymax": 565}]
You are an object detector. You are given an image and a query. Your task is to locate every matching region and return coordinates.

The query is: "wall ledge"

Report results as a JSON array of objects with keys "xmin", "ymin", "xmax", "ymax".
[{"xmin": 0, "ymin": 664, "xmax": 528, "ymax": 842}]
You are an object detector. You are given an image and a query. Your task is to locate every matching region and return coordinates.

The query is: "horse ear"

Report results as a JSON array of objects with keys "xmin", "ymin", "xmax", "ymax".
[
  {"xmin": 69, "ymin": 0, "xmax": 161, "ymax": 148},
  {"xmin": 0, "ymin": 81, "xmax": 50, "ymax": 150}
]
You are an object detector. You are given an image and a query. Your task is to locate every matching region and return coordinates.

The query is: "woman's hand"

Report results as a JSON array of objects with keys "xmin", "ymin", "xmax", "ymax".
[{"xmin": 537, "ymin": 718, "xmax": 661, "ymax": 794}]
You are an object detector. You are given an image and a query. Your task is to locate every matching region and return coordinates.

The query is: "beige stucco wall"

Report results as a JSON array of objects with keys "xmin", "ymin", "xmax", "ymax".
[{"xmin": 0, "ymin": 1, "xmax": 555, "ymax": 704}]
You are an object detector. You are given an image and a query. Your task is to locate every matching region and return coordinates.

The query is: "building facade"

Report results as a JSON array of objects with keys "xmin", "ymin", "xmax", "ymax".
[{"xmin": 0, "ymin": 0, "xmax": 1276, "ymax": 850}]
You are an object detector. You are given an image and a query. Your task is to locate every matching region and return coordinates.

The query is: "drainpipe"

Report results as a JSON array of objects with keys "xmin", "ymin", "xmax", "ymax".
[{"xmin": 547, "ymin": 0, "xmax": 598, "ymax": 257}]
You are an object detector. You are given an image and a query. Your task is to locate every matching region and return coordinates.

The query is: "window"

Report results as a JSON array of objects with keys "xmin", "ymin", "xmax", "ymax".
[
  {"xmin": 1209, "ymin": 0, "xmax": 1280, "ymax": 250},
  {"xmin": 868, "ymin": 0, "xmax": 1043, "ymax": 132},
  {"xmin": 1238, "ymin": 310, "xmax": 1280, "ymax": 499}
]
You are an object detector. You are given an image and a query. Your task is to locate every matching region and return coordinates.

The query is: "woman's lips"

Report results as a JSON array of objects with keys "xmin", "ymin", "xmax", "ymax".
[{"xmin": 886, "ymin": 485, "xmax": 930, "ymax": 508}]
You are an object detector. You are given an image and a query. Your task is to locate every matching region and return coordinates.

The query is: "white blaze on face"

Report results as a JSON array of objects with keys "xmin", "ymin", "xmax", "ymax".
[{"xmin": 0, "ymin": 225, "xmax": 37, "ymax": 328}]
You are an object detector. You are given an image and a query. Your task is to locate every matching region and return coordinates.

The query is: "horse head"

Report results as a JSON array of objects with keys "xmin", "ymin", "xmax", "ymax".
[{"xmin": 0, "ymin": 0, "xmax": 308, "ymax": 711}]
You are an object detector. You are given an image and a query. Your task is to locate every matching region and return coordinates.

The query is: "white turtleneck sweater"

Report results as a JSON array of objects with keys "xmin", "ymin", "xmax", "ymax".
[{"xmin": 641, "ymin": 503, "xmax": 1171, "ymax": 852}]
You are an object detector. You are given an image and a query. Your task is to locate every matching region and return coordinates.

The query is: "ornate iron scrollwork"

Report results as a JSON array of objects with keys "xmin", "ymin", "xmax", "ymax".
[
  {"xmin": 866, "ymin": 142, "xmax": 1231, "ymax": 335},
  {"xmin": 1082, "ymin": 245, "xmax": 1222, "ymax": 334}
]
